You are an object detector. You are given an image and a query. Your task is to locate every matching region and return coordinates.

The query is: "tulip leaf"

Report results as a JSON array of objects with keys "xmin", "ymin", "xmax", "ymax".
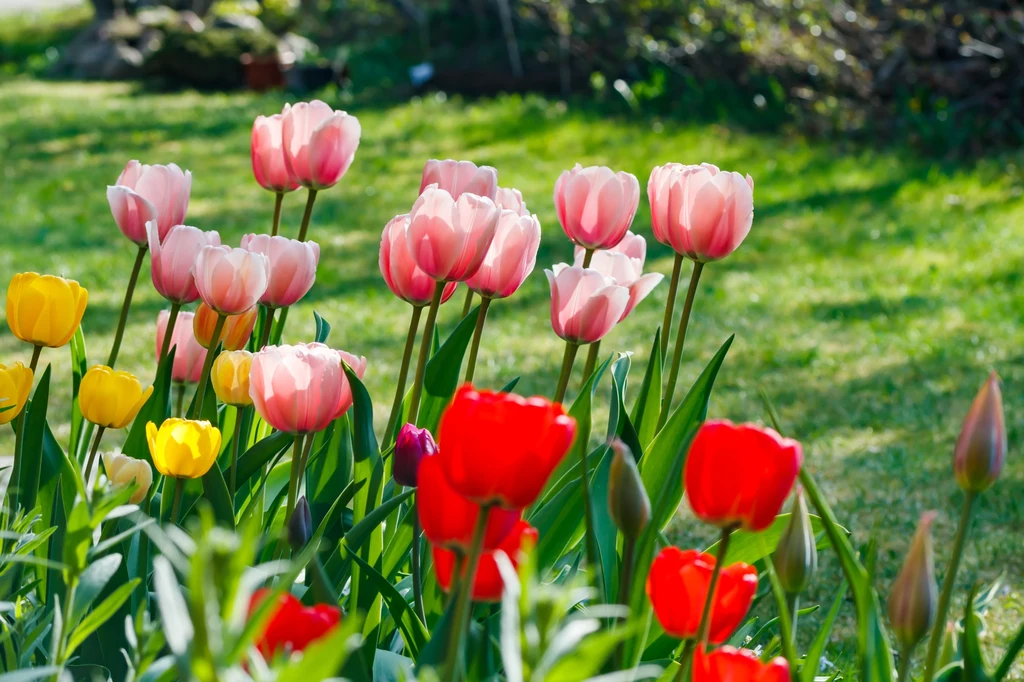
[
  {"xmin": 702, "ymin": 512, "xmax": 835, "ymax": 566},
  {"xmin": 66, "ymin": 579, "xmax": 141, "ymax": 657},
  {"xmin": 800, "ymin": 579, "xmax": 848, "ymax": 682},
  {"xmin": 123, "ymin": 347, "xmax": 176, "ymax": 464},
  {"xmin": 201, "ymin": 464, "xmax": 235, "ymax": 529},
  {"xmin": 961, "ymin": 586, "xmax": 993, "ymax": 682},
  {"xmin": 500, "ymin": 376, "xmax": 520, "ymax": 393},
  {"xmin": 631, "ymin": 329, "xmax": 662, "ymax": 452},
  {"xmin": 307, "ymin": 416, "xmax": 354, "ymax": 546},
  {"xmin": 72, "ymin": 553, "xmax": 122, "ymax": 627},
  {"xmin": 18, "ymin": 365, "xmax": 51, "ymax": 515},
  {"xmin": 68, "ymin": 327, "xmax": 90, "ymax": 462},
  {"xmin": 234, "ymin": 430, "xmax": 293, "ymax": 489},
  {"xmin": 416, "ymin": 306, "xmax": 479, "ymax": 432},
  {"xmin": 994, "ymin": 621, "xmax": 1024, "ymax": 681},
  {"xmin": 342, "ymin": 489, "xmax": 414, "ymax": 555},
  {"xmin": 314, "ymin": 310, "xmax": 332, "ymax": 344},
  {"xmin": 348, "ymin": 549, "xmax": 428, "ymax": 658},
  {"xmin": 46, "ymin": 477, "xmax": 67, "ymax": 606}
]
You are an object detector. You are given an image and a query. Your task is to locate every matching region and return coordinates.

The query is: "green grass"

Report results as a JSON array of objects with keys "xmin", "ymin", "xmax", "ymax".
[{"xmin": 1, "ymin": 75, "xmax": 1023, "ymax": 677}]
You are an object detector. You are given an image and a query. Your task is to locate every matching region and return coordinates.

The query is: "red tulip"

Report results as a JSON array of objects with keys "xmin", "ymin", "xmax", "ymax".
[
  {"xmin": 685, "ymin": 420, "xmax": 802, "ymax": 532},
  {"xmin": 692, "ymin": 645, "xmax": 790, "ymax": 682},
  {"xmin": 433, "ymin": 520, "xmax": 537, "ymax": 603},
  {"xmin": 248, "ymin": 588, "xmax": 341, "ymax": 659},
  {"xmin": 394, "ymin": 423, "xmax": 438, "ymax": 488},
  {"xmin": 646, "ymin": 547, "xmax": 757, "ymax": 643},
  {"xmin": 437, "ymin": 385, "xmax": 576, "ymax": 509}
]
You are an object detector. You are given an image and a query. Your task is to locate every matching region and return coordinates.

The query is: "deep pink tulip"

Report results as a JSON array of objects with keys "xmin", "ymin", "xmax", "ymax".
[
  {"xmin": 252, "ymin": 114, "xmax": 300, "ymax": 193},
  {"xmin": 648, "ymin": 163, "xmax": 754, "ymax": 262},
  {"xmin": 573, "ymin": 231, "xmax": 663, "ymax": 321},
  {"xmin": 194, "ymin": 245, "xmax": 270, "ymax": 315},
  {"xmin": 281, "ymin": 100, "xmax": 361, "ymax": 190},
  {"xmin": 554, "ymin": 164, "xmax": 640, "ymax": 250},
  {"xmin": 495, "ymin": 187, "xmax": 528, "ymax": 216},
  {"xmin": 379, "ymin": 214, "xmax": 458, "ymax": 306},
  {"xmin": 156, "ymin": 310, "xmax": 206, "ymax": 384},
  {"xmin": 148, "ymin": 222, "xmax": 221, "ymax": 305},
  {"xmin": 466, "ymin": 210, "xmax": 541, "ymax": 299},
  {"xmin": 249, "ymin": 343, "xmax": 367, "ymax": 434},
  {"xmin": 406, "ymin": 186, "xmax": 500, "ymax": 282},
  {"xmin": 545, "ymin": 264, "xmax": 630, "ymax": 344},
  {"xmin": 240, "ymin": 234, "xmax": 320, "ymax": 309},
  {"xmin": 419, "ymin": 159, "xmax": 498, "ymax": 201},
  {"xmin": 108, "ymin": 160, "xmax": 192, "ymax": 245}
]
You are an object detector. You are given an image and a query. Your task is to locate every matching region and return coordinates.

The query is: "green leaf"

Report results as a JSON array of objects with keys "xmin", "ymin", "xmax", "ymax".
[
  {"xmin": 800, "ymin": 580, "xmax": 848, "ymax": 682},
  {"xmin": 416, "ymin": 589, "xmax": 458, "ymax": 668},
  {"xmin": 499, "ymin": 377, "xmax": 520, "ymax": 393},
  {"xmin": 543, "ymin": 624, "xmax": 638, "ymax": 681},
  {"xmin": 416, "ymin": 308, "xmax": 479, "ymax": 432},
  {"xmin": 308, "ymin": 417, "xmax": 354, "ymax": 544},
  {"xmin": 630, "ymin": 329, "xmax": 662, "ymax": 451},
  {"xmin": 961, "ymin": 586, "xmax": 993, "ymax": 682},
  {"xmin": 234, "ymin": 430, "xmax": 293, "ymax": 488},
  {"xmin": 702, "ymin": 513, "xmax": 835, "ymax": 566},
  {"xmin": 18, "ymin": 365, "xmax": 52, "ymax": 514},
  {"xmin": 276, "ymin": 617, "xmax": 362, "ymax": 682},
  {"xmin": 72, "ymin": 554, "xmax": 122, "ymax": 627},
  {"xmin": 343, "ymin": 489, "xmax": 414, "ymax": 554},
  {"xmin": 123, "ymin": 347, "xmax": 176, "ymax": 464},
  {"xmin": 347, "ymin": 549, "xmax": 428, "ymax": 658},
  {"xmin": 65, "ymin": 579, "xmax": 140, "ymax": 656},
  {"xmin": 0, "ymin": 667, "xmax": 62, "ymax": 682},
  {"xmin": 314, "ymin": 311, "xmax": 332, "ymax": 344},
  {"xmin": 201, "ymin": 463, "xmax": 235, "ymax": 528},
  {"xmin": 69, "ymin": 327, "xmax": 89, "ymax": 461},
  {"xmin": 46, "ymin": 478, "xmax": 67, "ymax": 607}
]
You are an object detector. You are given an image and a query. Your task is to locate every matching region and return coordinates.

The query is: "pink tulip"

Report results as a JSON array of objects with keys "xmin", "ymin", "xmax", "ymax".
[
  {"xmin": 419, "ymin": 159, "xmax": 498, "ymax": 201},
  {"xmin": 252, "ymin": 114, "xmax": 300, "ymax": 193},
  {"xmin": 648, "ymin": 163, "xmax": 754, "ymax": 262},
  {"xmin": 495, "ymin": 187, "xmax": 529, "ymax": 216},
  {"xmin": 281, "ymin": 100, "xmax": 361, "ymax": 190},
  {"xmin": 148, "ymin": 222, "xmax": 221, "ymax": 305},
  {"xmin": 406, "ymin": 186, "xmax": 500, "ymax": 282},
  {"xmin": 156, "ymin": 310, "xmax": 206, "ymax": 384},
  {"xmin": 194, "ymin": 245, "xmax": 270, "ymax": 315},
  {"xmin": 466, "ymin": 210, "xmax": 541, "ymax": 299},
  {"xmin": 108, "ymin": 160, "xmax": 192, "ymax": 245},
  {"xmin": 545, "ymin": 264, "xmax": 630, "ymax": 344},
  {"xmin": 240, "ymin": 234, "xmax": 320, "ymax": 309},
  {"xmin": 249, "ymin": 343, "xmax": 367, "ymax": 434},
  {"xmin": 554, "ymin": 164, "xmax": 640, "ymax": 250},
  {"xmin": 379, "ymin": 215, "xmax": 458, "ymax": 306},
  {"xmin": 573, "ymin": 231, "xmax": 663, "ymax": 321}
]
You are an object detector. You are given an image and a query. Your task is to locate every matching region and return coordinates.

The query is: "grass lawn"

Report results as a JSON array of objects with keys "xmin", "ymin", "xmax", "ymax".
[{"xmin": 1, "ymin": 73, "xmax": 1023, "ymax": 676}]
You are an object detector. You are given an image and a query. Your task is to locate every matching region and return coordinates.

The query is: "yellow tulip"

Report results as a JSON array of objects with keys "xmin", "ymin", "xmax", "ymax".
[
  {"xmin": 212, "ymin": 350, "xmax": 253, "ymax": 406},
  {"xmin": 0, "ymin": 362, "xmax": 34, "ymax": 425},
  {"xmin": 146, "ymin": 418, "xmax": 221, "ymax": 479},
  {"xmin": 101, "ymin": 451, "xmax": 153, "ymax": 504},
  {"xmin": 80, "ymin": 365, "xmax": 154, "ymax": 430},
  {"xmin": 6, "ymin": 272, "xmax": 88, "ymax": 348}
]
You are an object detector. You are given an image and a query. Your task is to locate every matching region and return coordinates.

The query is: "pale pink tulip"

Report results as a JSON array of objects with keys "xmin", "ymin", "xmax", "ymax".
[
  {"xmin": 156, "ymin": 310, "xmax": 206, "ymax": 384},
  {"xmin": 379, "ymin": 214, "xmax": 458, "ymax": 306},
  {"xmin": 554, "ymin": 164, "xmax": 640, "ymax": 250},
  {"xmin": 545, "ymin": 264, "xmax": 630, "ymax": 344},
  {"xmin": 648, "ymin": 163, "xmax": 754, "ymax": 262},
  {"xmin": 573, "ymin": 231, "xmax": 663, "ymax": 321},
  {"xmin": 281, "ymin": 100, "xmax": 361, "ymax": 190},
  {"xmin": 252, "ymin": 114, "xmax": 299, "ymax": 193},
  {"xmin": 419, "ymin": 159, "xmax": 498, "ymax": 201},
  {"xmin": 406, "ymin": 186, "xmax": 500, "ymax": 282},
  {"xmin": 194, "ymin": 245, "xmax": 270, "ymax": 315},
  {"xmin": 495, "ymin": 187, "xmax": 529, "ymax": 216},
  {"xmin": 148, "ymin": 222, "xmax": 221, "ymax": 305},
  {"xmin": 108, "ymin": 160, "xmax": 192, "ymax": 245},
  {"xmin": 466, "ymin": 210, "xmax": 541, "ymax": 299},
  {"xmin": 249, "ymin": 343, "xmax": 367, "ymax": 434},
  {"xmin": 240, "ymin": 234, "xmax": 320, "ymax": 309}
]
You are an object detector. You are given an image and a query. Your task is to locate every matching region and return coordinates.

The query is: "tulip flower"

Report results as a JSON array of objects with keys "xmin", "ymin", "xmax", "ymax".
[
  {"xmin": 288, "ymin": 496, "xmax": 313, "ymax": 550},
  {"xmin": 156, "ymin": 310, "xmax": 206, "ymax": 384},
  {"xmin": 495, "ymin": 186, "xmax": 528, "ymax": 215},
  {"xmin": 249, "ymin": 588, "xmax": 341, "ymax": 659},
  {"xmin": 194, "ymin": 245, "xmax": 270, "ymax": 316},
  {"xmin": 889, "ymin": 512, "xmax": 938, "ymax": 653},
  {"xmin": 394, "ymin": 423, "xmax": 438, "ymax": 488},
  {"xmin": 281, "ymin": 100, "xmax": 361, "ymax": 190},
  {"xmin": 147, "ymin": 418, "xmax": 221, "ymax": 479},
  {"xmin": 406, "ymin": 186, "xmax": 501, "ymax": 283},
  {"xmin": 148, "ymin": 222, "xmax": 221, "ymax": 305},
  {"xmin": 212, "ymin": 350, "xmax": 253, "ymax": 407},
  {"xmin": 646, "ymin": 547, "xmax": 758, "ymax": 643},
  {"xmin": 193, "ymin": 302, "xmax": 257, "ymax": 352},
  {"xmin": 107, "ymin": 160, "xmax": 192, "ymax": 245},
  {"xmin": 379, "ymin": 214, "xmax": 458, "ymax": 307},
  {"xmin": 433, "ymin": 520, "xmax": 538, "ymax": 602},
  {"xmin": 0, "ymin": 362, "xmax": 33, "ymax": 425},
  {"xmin": 685, "ymin": 420, "xmax": 803, "ymax": 533},
  {"xmin": 6, "ymin": 273, "xmax": 88, "ymax": 349},
  {"xmin": 554, "ymin": 164, "xmax": 640, "ymax": 251},
  {"xmin": 420, "ymin": 159, "xmax": 498, "ymax": 201},
  {"xmin": 252, "ymin": 114, "xmax": 299, "ymax": 194},
  {"xmin": 953, "ymin": 372, "xmax": 1005, "ymax": 494},
  {"xmin": 466, "ymin": 211, "xmax": 541, "ymax": 300},
  {"xmin": 240, "ymin": 234, "xmax": 321, "ymax": 309},
  {"xmin": 101, "ymin": 451, "xmax": 153, "ymax": 504},
  {"xmin": 772, "ymin": 489, "xmax": 817, "ymax": 596},
  {"xmin": 545, "ymin": 264, "xmax": 630, "ymax": 345},
  {"xmin": 80, "ymin": 366, "xmax": 153, "ymax": 431},
  {"xmin": 572, "ymin": 232, "xmax": 663, "ymax": 322},
  {"xmin": 692, "ymin": 646, "xmax": 790, "ymax": 682},
  {"xmin": 608, "ymin": 439, "xmax": 650, "ymax": 542}
]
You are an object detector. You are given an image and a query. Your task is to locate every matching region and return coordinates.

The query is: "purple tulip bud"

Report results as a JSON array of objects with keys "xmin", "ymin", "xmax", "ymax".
[
  {"xmin": 953, "ymin": 372, "xmax": 1006, "ymax": 494},
  {"xmin": 288, "ymin": 496, "xmax": 312, "ymax": 550},
  {"xmin": 394, "ymin": 423, "xmax": 438, "ymax": 488}
]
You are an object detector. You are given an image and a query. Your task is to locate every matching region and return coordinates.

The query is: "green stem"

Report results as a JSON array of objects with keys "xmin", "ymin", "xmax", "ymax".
[
  {"xmin": 579, "ymin": 435, "xmax": 598, "ymax": 589},
  {"xmin": 580, "ymin": 341, "xmax": 600, "ymax": 387},
  {"xmin": 9, "ymin": 345, "xmax": 42, "ymax": 514},
  {"xmin": 581, "ymin": 248, "xmax": 594, "ymax": 268},
  {"xmin": 994, "ymin": 617, "xmax": 1024, "ymax": 681},
  {"xmin": 136, "ymin": 493, "xmax": 153, "ymax": 598},
  {"xmin": 296, "ymin": 189, "xmax": 318, "ymax": 242},
  {"xmin": 285, "ymin": 434, "xmax": 304, "ymax": 526},
  {"xmin": 272, "ymin": 307, "xmax": 289, "ymax": 345},
  {"xmin": 83, "ymin": 426, "xmax": 107, "ymax": 489},
  {"xmin": 192, "ymin": 314, "xmax": 226, "ymax": 419},
  {"xmin": 615, "ymin": 535, "xmax": 636, "ymax": 668},
  {"xmin": 463, "ymin": 297, "xmax": 490, "ymax": 384},
  {"xmin": 461, "ymin": 288, "xmax": 475, "ymax": 318},
  {"xmin": 923, "ymin": 492, "xmax": 976, "ymax": 682},
  {"xmin": 672, "ymin": 640, "xmax": 696, "ymax": 682},
  {"xmin": 411, "ymin": 505, "xmax": 426, "ymax": 624},
  {"xmin": 898, "ymin": 646, "xmax": 914, "ymax": 682},
  {"xmin": 788, "ymin": 592, "xmax": 799, "ymax": 651},
  {"xmin": 441, "ymin": 503, "xmax": 493, "ymax": 682},
  {"xmin": 229, "ymin": 409, "xmax": 243, "ymax": 501},
  {"xmin": 159, "ymin": 302, "xmax": 182, "ymax": 362},
  {"xmin": 174, "ymin": 382, "xmax": 186, "ymax": 418},
  {"xmin": 695, "ymin": 525, "xmax": 733, "ymax": 647},
  {"xmin": 108, "ymin": 245, "xmax": 147, "ymax": 368},
  {"xmin": 296, "ymin": 432, "xmax": 315, "ymax": 496},
  {"xmin": 660, "ymin": 253, "xmax": 684, "ymax": 361},
  {"xmin": 552, "ymin": 341, "xmax": 579, "ymax": 404},
  {"xmin": 171, "ymin": 478, "xmax": 185, "ymax": 525},
  {"xmin": 408, "ymin": 283, "xmax": 444, "ymax": 424},
  {"xmin": 658, "ymin": 260, "xmax": 704, "ymax": 430},
  {"xmin": 271, "ymin": 191, "xmax": 284, "ymax": 237},
  {"xmin": 257, "ymin": 306, "xmax": 275, "ymax": 351},
  {"xmin": 384, "ymin": 306, "xmax": 422, "ymax": 447}
]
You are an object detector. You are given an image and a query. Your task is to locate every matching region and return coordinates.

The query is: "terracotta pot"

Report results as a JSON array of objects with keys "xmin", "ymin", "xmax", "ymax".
[{"xmin": 241, "ymin": 53, "xmax": 286, "ymax": 91}]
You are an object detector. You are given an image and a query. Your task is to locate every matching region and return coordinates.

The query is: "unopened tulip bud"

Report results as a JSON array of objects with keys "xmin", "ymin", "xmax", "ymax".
[
  {"xmin": 953, "ymin": 372, "xmax": 1006, "ymax": 494},
  {"xmin": 289, "ymin": 496, "xmax": 312, "ymax": 550},
  {"xmin": 888, "ymin": 512, "xmax": 938, "ymax": 651},
  {"xmin": 394, "ymin": 423, "xmax": 438, "ymax": 488},
  {"xmin": 937, "ymin": 620, "xmax": 958, "ymax": 671},
  {"xmin": 608, "ymin": 439, "xmax": 650, "ymax": 541},
  {"xmin": 772, "ymin": 489, "xmax": 817, "ymax": 595}
]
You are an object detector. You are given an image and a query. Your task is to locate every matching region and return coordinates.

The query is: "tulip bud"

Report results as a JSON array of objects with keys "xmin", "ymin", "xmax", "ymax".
[
  {"xmin": 888, "ymin": 512, "xmax": 938, "ymax": 651},
  {"xmin": 953, "ymin": 372, "xmax": 1006, "ymax": 494},
  {"xmin": 608, "ymin": 439, "xmax": 650, "ymax": 541},
  {"xmin": 772, "ymin": 489, "xmax": 817, "ymax": 595},
  {"xmin": 289, "ymin": 496, "xmax": 312, "ymax": 550},
  {"xmin": 394, "ymin": 423, "xmax": 438, "ymax": 488}
]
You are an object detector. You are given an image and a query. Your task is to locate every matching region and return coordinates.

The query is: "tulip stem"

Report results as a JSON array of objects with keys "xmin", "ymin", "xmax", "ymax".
[
  {"xmin": 408, "ymin": 283, "xmax": 444, "ymax": 425},
  {"xmin": 581, "ymin": 248, "xmax": 594, "ymax": 268},
  {"xmin": 271, "ymin": 191, "xmax": 284, "ymax": 237},
  {"xmin": 672, "ymin": 640, "xmax": 695, "ymax": 682},
  {"xmin": 581, "ymin": 341, "xmax": 600, "ymax": 387},
  {"xmin": 660, "ymin": 254, "xmax": 684, "ymax": 361},
  {"xmin": 695, "ymin": 524, "xmax": 734, "ymax": 647},
  {"xmin": 461, "ymin": 289, "xmax": 475, "ymax": 318},
  {"xmin": 229, "ymin": 410, "xmax": 243, "ymax": 501},
  {"xmin": 297, "ymin": 432, "xmax": 315, "ymax": 493},
  {"xmin": 553, "ymin": 341, "xmax": 579, "ymax": 405},
  {"xmin": 463, "ymin": 297, "xmax": 490, "ymax": 384},
  {"xmin": 442, "ymin": 503, "xmax": 493, "ymax": 682},
  {"xmin": 257, "ymin": 306, "xmax": 275, "ymax": 351},
  {"xmin": 923, "ymin": 492, "xmax": 976, "ymax": 682},
  {"xmin": 8, "ymin": 345, "xmax": 43, "ymax": 514},
  {"xmin": 83, "ymin": 426, "xmax": 107, "ymax": 490},
  {"xmin": 174, "ymin": 382, "xmax": 186, "ymax": 418},
  {"xmin": 108, "ymin": 245, "xmax": 147, "ymax": 368},
  {"xmin": 285, "ymin": 434, "xmax": 304, "ymax": 527},
  {"xmin": 159, "ymin": 302, "xmax": 182, "ymax": 362},
  {"xmin": 272, "ymin": 307, "xmax": 289, "ymax": 345},
  {"xmin": 384, "ymin": 306, "xmax": 422, "ymax": 447},
  {"xmin": 192, "ymin": 314, "xmax": 226, "ymax": 419},
  {"xmin": 658, "ymin": 260, "xmax": 704, "ymax": 430},
  {"xmin": 411, "ymin": 507, "xmax": 426, "ymax": 623},
  {"xmin": 171, "ymin": 478, "xmax": 185, "ymax": 525},
  {"xmin": 614, "ymin": 534, "xmax": 636, "ymax": 668},
  {"xmin": 296, "ymin": 189, "xmax": 318, "ymax": 242},
  {"xmin": 898, "ymin": 646, "xmax": 914, "ymax": 682},
  {"xmin": 787, "ymin": 592, "xmax": 800, "ymax": 651},
  {"xmin": 579, "ymin": 436, "xmax": 599, "ymax": 592}
]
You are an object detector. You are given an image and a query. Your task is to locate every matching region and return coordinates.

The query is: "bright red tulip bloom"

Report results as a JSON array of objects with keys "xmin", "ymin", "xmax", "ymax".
[
  {"xmin": 241, "ymin": 234, "xmax": 321, "ymax": 309},
  {"xmin": 108, "ymin": 160, "xmax": 191, "ymax": 245},
  {"xmin": 148, "ymin": 222, "xmax": 221, "ymax": 305},
  {"xmin": 156, "ymin": 310, "xmax": 205, "ymax": 383},
  {"xmin": 692, "ymin": 645, "xmax": 790, "ymax": 682},
  {"xmin": 437, "ymin": 385, "xmax": 576, "ymax": 509},
  {"xmin": 249, "ymin": 588, "xmax": 341, "ymax": 659},
  {"xmin": 420, "ymin": 159, "xmax": 498, "ymax": 201},
  {"xmin": 252, "ymin": 114, "xmax": 300, "ymax": 193},
  {"xmin": 433, "ymin": 520, "xmax": 538, "ymax": 603},
  {"xmin": 646, "ymin": 547, "xmax": 757, "ymax": 643},
  {"xmin": 685, "ymin": 420, "xmax": 803, "ymax": 532},
  {"xmin": 379, "ymin": 214, "xmax": 458, "ymax": 307},
  {"xmin": 282, "ymin": 100, "xmax": 361, "ymax": 190},
  {"xmin": 554, "ymin": 164, "xmax": 639, "ymax": 250}
]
